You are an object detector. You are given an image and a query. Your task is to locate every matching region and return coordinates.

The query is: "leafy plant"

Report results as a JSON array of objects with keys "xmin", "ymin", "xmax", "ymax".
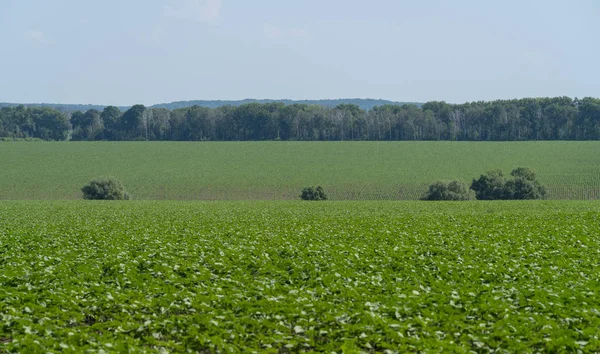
[{"xmin": 0, "ymin": 201, "xmax": 599, "ymax": 352}]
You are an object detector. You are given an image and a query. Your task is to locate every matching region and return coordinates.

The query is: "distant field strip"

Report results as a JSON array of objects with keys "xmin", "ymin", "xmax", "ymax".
[{"xmin": 1, "ymin": 141, "xmax": 600, "ymax": 200}]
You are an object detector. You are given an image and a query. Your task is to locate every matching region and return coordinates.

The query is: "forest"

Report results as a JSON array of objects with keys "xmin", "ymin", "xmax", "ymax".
[{"xmin": 1, "ymin": 96, "xmax": 599, "ymax": 141}]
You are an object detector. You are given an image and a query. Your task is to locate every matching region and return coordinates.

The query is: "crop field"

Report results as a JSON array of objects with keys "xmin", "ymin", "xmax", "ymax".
[
  {"xmin": 1, "ymin": 141, "xmax": 600, "ymax": 200},
  {"xmin": 1, "ymin": 200, "xmax": 600, "ymax": 352}
]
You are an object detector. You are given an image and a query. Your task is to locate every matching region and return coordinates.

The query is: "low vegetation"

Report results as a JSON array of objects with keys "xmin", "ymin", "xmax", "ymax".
[
  {"xmin": 0, "ymin": 141, "xmax": 598, "ymax": 200},
  {"xmin": 0, "ymin": 201, "xmax": 599, "ymax": 352}
]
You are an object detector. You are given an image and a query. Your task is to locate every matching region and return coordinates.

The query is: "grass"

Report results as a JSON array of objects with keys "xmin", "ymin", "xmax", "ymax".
[
  {"xmin": 1, "ymin": 200, "xmax": 599, "ymax": 352},
  {"xmin": 1, "ymin": 141, "xmax": 600, "ymax": 200}
]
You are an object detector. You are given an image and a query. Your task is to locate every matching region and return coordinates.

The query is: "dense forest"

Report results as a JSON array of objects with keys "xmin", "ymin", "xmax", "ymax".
[{"xmin": 1, "ymin": 97, "xmax": 599, "ymax": 141}]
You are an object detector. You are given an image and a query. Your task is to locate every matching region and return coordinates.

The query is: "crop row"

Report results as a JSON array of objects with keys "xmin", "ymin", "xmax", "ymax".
[
  {"xmin": 1, "ymin": 201, "xmax": 600, "ymax": 352},
  {"xmin": 2, "ymin": 141, "xmax": 600, "ymax": 200}
]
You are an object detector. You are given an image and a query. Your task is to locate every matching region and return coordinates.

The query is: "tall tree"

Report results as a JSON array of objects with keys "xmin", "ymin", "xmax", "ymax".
[
  {"xmin": 101, "ymin": 106, "xmax": 123, "ymax": 140},
  {"xmin": 120, "ymin": 104, "xmax": 146, "ymax": 140}
]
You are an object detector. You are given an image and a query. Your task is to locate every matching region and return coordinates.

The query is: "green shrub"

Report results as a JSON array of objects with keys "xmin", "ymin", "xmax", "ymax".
[
  {"xmin": 505, "ymin": 168, "xmax": 547, "ymax": 199},
  {"xmin": 510, "ymin": 167, "xmax": 537, "ymax": 181},
  {"xmin": 300, "ymin": 186, "xmax": 327, "ymax": 201},
  {"xmin": 470, "ymin": 167, "xmax": 545, "ymax": 200},
  {"xmin": 422, "ymin": 180, "xmax": 474, "ymax": 201},
  {"xmin": 470, "ymin": 169, "xmax": 508, "ymax": 200},
  {"xmin": 82, "ymin": 177, "xmax": 130, "ymax": 200}
]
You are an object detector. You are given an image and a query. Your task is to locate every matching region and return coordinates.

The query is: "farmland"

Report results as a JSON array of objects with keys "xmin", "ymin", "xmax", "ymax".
[
  {"xmin": 1, "ymin": 141, "xmax": 600, "ymax": 200},
  {"xmin": 1, "ymin": 200, "xmax": 600, "ymax": 352}
]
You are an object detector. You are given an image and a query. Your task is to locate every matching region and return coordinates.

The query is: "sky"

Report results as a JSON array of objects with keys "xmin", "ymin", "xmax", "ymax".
[{"xmin": 0, "ymin": 0, "xmax": 598, "ymax": 105}]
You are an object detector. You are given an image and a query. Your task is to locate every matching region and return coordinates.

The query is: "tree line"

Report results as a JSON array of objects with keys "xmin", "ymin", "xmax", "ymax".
[{"xmin": 1, "ymin": 97, "xmax": 599, "ymax": 141}]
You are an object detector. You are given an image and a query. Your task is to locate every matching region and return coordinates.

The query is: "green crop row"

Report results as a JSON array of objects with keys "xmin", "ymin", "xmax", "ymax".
[
  {"xmin": 1, "ymin": 141, "xmax": 600, "ymax": 200},
  {"xmin": 1, "ymin": 201, "xmax": 600, "ymax": 352}
]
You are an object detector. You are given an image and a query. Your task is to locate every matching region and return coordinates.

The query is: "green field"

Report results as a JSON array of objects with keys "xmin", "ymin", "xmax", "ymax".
[
  {"xmin": 1, "ymin": 201, "xmax": 599, "ymax": 352},
  {"xmin": 1, "ymin": 141, "xmax": 600, "ymax": 200}
]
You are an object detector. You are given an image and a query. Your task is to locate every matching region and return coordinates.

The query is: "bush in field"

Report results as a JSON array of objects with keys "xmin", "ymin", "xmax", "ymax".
[
  {"xmin": 470, "ymin": 167, "xmax": 545, "ymax": 200},
  {"xmin": 470, "ymin": 169, "xmax": 508, "ymax": 200},
  {"xmin": 82, "ymin": 177, "xmax": 130, "ymax": 200},
  {"xmin": 300, "ymin": 186, "xmax": 327, "ymax": 201},
  {"xmin": 422, "ymin": 180, "xmax": 474, "ymax": 201},
  {"xmin": 505, "ymin": 167, "xmax": 547, "ymax": 199}
]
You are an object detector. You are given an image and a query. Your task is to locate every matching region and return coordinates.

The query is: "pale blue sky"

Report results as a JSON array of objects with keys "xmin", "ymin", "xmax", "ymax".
[{"xmin": 0, "ymin": 0, "xmax": 598, "ymax": 105}]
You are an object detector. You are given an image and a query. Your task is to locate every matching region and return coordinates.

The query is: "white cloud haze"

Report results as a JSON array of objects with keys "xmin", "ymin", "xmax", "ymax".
[
  {"xmin": 163, "ymin": 0, "xmax": 222, "ymax": 23},
  {"xmin": 263, "ymin": 23, "xmax": 308, "ymax": 40},
  {"xmin": 24, "ymin": 30, "xmax": 48, "ymax": 44}
]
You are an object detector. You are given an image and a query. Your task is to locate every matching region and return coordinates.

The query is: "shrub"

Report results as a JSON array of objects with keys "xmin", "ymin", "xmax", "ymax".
[
  {"xmin": 300, "ymin": 186, "xmax": 327, "ymax": 201},
  {"xmin": 510, "ymin": 167, "xmax": 537, "ymax": 181},
  {"xmin": 422, "ymin": 180, "xmax": 474, "ymax": 201},
  {"xmin": 505, "ymin": 171, "xmax": 547, "ymax": 200},
  {"xmin": 470, "ymin": 169, "xmax": 508, "ymax": 200},
  {"xmin": 470, "ymin": 167, "xmax": 546, "ymax": 200},
  {"xmin": 82, "ymin": 177, "xmax": 130, "ymax": 200}
]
